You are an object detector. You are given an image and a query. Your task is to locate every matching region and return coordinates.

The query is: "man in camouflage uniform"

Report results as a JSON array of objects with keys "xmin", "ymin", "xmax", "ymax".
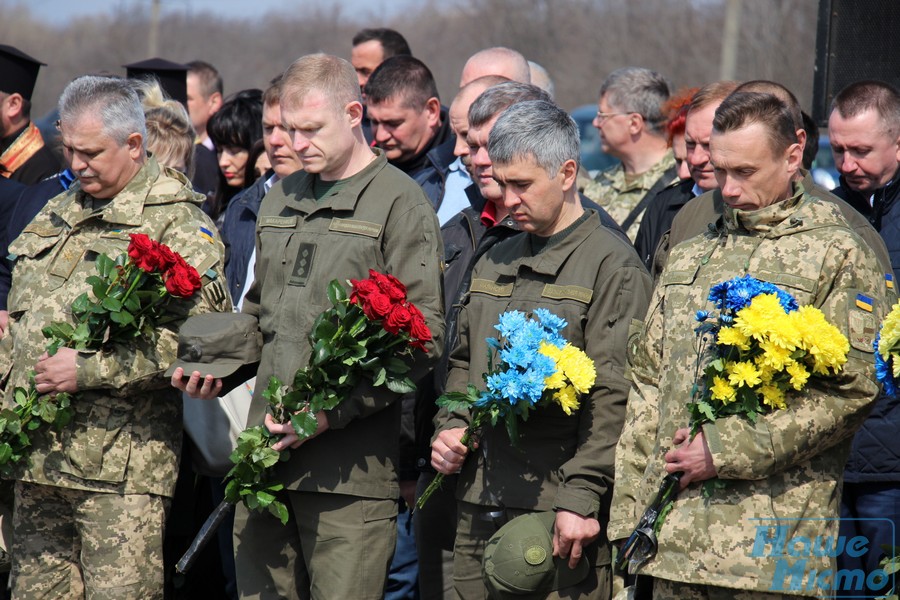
[
  {"xmin": 432, "ymin": 100, "xmax": 651, "ymax": 599},
  {"xmin": 584, "ymin": 67, "xmax": 678, "ymax": 242},
  {"xmin": 609, "ymin": 92, "xmax": 890, "ymax": 598},
  {"xmin": 2, "ymin": 75, "xmax": 228, "ymax": 598}
]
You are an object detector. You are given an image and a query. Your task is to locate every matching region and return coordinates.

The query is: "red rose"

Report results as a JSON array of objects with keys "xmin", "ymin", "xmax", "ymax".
[
  {"xmin": 371, "ymin": 271, "xmax": 407, "ymax": 301},
  {"xmin": 164, "ymin": 256, "xmax": 201, "ymax": 298},
  {"xmin": 154, "ymin": 243, "xmax": 178, "ymax": 272},
  {"xmin": 350, "ymin": 278, "xmax": 380, "ymax": 306},
  {"xmin": 409, "ymin": 315, "xmax": 431, "ymax": 352},
  {"xmin": 407, "ymin": 303, "xmax": 424, "ymax": 321},
  {"xmin": 362, "ymin": 292, "xmax": 392, "ymax": 320},
  {"xmin": 128, "ymin": 234, "xmax": 159, "ymax": 272},
  {"xmin": 384, "ymin": 303, "xmax": 411, "ymax": 335}
]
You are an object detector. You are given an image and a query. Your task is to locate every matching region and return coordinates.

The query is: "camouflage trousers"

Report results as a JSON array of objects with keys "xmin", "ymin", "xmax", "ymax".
[
  {"xmin": 11, "ymin": 481, "xmax": 169, "ymax": 599},
  {"xmin": 652, "ymin": 578, "xmax": 819, "ymax": 599},
  {"xmin": 453, "ymin": 500, "xmax": 612, "ymax": 600}
]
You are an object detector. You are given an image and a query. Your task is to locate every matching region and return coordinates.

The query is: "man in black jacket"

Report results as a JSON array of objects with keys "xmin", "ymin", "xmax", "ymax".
[{"xmin": 829, "ymin": 79, "xmax": 900, "ymax": 596}]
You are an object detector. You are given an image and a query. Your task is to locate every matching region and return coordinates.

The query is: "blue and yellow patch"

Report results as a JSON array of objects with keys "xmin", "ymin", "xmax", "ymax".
[
  {"xmin": 887, "ymin": 273, "xmax": 895, "ymax": 290},
  {"xmin": 199, "ymin": 226, "xmax": 214, "ymax": 244},
  {"xmin": 855, "ymin": 293, "xmax": 874, "ymax": 312}
]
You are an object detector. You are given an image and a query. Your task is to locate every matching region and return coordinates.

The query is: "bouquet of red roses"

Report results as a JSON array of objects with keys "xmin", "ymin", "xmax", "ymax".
[
  {"xmin": 176, "ymin": 270, "xmax": 431, "ymax": 573},
  {"xmin": 224, "ymin": 270, "xmax": 431, "ymax": 522},
  {"xmin": 0, "ymin": 233, "xmax": 201, "ymax": 476}
]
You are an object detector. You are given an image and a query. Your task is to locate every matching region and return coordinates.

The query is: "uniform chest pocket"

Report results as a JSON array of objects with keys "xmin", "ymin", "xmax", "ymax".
[
  {"xmin": 754, "ymin": 269, "xmax": 817, "ymax": 306},
  {"xmin": 7, "ymin": 230, "xmax": 65, "ymax": 308}
]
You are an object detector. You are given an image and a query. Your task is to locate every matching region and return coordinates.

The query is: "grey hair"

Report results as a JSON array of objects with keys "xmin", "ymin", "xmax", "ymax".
[
  {"xmin": 599, "ymin": 66, "xmax": 671, "ymax": 135},
  {"xmin": 487, "ymin": 100, "xmax": 579, "ymax": 175},
  {"xmin": 58, "ymin": 75, "xmax": 146, "ymax": 146},
  {"xmin": 468, "ymin": 81, "xmax": 552, "ymax": 129}
]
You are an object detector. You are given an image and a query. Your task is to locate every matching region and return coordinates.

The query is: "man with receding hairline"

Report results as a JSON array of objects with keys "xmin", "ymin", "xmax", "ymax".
[
  {"xmin": 829, "ymin": 79, "xmax": 900, "ymax": 597},
  {"xmin": 175, "ymin": 53, "xmax": 444, "ymax": 599}
]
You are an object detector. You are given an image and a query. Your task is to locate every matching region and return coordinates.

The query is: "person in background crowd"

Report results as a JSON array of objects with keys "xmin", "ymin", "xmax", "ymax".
[
  {"xmin": 458, "ymin": 47, "xmax": 531, "ymax": 88},
  {"xmin": 350, "ymin": 27, "xmax": 412, "ymax": 144},
  {"xmin": 204, "ymin": 89, "xmax": 263, "ymax": 229},
  {"xmin": 584, "ymin": 67, "xmax": 677, "ymax": 242},
  {"xmin": 829, "ymin": 79, "xmax": 900, "ymax": 598},
  {"xmin": 0, "ymin": 44, "xmax": 60, "ymax": 184},
  {"xmin": 187, "ymin": 60, "xmax": 224, "ymax": 201}
]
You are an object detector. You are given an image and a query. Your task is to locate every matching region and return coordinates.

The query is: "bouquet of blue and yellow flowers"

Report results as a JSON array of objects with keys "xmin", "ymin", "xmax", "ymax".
[
  {"xmin": 416, "ymin": 308, "xmax": 596, "ymax": 510},
  {"xmin": 617, "ymin": 275, "xmax": 850, "ymax": 573},
  {"xmin": 875, "ymin": 298, "xmax": 900, "ymax": 397}
]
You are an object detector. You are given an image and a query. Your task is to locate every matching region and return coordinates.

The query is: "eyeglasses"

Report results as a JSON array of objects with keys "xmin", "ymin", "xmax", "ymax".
[{"xmin": 594, "ymin": 111, "xmax": 632, "ymax": 125}]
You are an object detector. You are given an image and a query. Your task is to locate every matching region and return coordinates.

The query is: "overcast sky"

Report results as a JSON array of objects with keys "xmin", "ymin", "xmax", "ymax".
[{"xmin": 21, "ymin": 0, "xmax": 423, "ymax": 25}]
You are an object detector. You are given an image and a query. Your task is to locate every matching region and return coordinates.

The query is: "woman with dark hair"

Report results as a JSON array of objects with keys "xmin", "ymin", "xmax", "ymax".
[{"xmin": 205, "ymin": 88, "xmax": 263, "ymax": 227}]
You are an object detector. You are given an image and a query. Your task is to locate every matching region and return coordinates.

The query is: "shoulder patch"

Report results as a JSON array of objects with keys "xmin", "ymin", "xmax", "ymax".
[
  {"xmin": 886, "ymin": 273, "xmax": 894, "ymax": 291},
  {"xmin": 470, "ymin": 278, "xmax": 513, "ymax": 297},
  {"xmin": 199, "ymin": 226, "xmax": 215, "ymax": 244},
  {"xmin": 855, "ymin": 293, "xmax": 874, "ymax": 312},
  {"xmin": 848, "ymin": 309, "xmax": 877, "ymax": 353}
]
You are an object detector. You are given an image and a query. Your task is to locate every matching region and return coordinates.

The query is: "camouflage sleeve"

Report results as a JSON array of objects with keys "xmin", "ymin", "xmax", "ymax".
[
  {"xmin": 325, "ymin": 192, "xmax": 445, "ymax": 430},
  {"xmin": 76, "ymin": 205, "xmax": 230, "ymax": 395},
  {"xmin": 554, "ymin": 264, "xmax": 652, "ymax": 520},
  {"xmin": 608, "ymin": 283, "xmax": 665, "ymax": 540},
  {"xmin": 703, "ymin": 241, "xmax": 887, "ymax": 480}
]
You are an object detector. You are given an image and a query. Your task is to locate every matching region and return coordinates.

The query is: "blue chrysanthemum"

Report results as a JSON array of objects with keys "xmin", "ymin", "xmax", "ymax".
[
  {"xmin": 496, "ymin": 310, "xmax": 527, "ymax": 339},
  {"xmin": 696, "ymin": 310, "xmax": 710, "ymax": 322},
  {"xmin": 875, "ymin": 334, "xmax": 898, "ymax": 398}
]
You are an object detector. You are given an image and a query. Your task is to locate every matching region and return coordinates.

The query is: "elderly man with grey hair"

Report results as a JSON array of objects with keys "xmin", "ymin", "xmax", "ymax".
[
  {"xmin": 585, "ymin": 66, "xmax": 679, "ymax": 242},
  {"xmin": 432, "ymin": 99, "xmax": 651, "ymax": 599},
  {"xmin": 5, "ymin": 75, "xmax": 228, "ymax": 597}
]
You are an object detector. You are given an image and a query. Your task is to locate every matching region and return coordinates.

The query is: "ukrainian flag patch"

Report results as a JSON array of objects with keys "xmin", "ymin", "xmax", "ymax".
[
  {"xmin": 887, "ymin": 273, "xmax": 895, "ymax": 290},
  {"xmin": 855, "ymin": 293, "xmax": 874, "ymax": 312},
  {"xmin": 199, "ymin": 226, "xmax": 214, "ymax": 244}
]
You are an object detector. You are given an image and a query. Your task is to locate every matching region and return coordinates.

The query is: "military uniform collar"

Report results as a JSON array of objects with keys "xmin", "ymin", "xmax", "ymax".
[
  {"xmin": 56, "ymin": 158, "xmax": 160, "ymax": 228},
  {"xmin": 492, "ymin": 209, "xmax": 600, "ymax": 277},
  {"xmin": 285, "ymin": 148, "xmax": 387, "ymax": 215},
  {"xmin": 723, "ymin": 181, "xmax": 806, "ymax": 235}
]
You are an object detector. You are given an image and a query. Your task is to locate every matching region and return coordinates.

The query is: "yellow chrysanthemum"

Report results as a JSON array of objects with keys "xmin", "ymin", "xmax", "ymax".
[
  {"xmin": 757, "ymin": 339, "xmax": 793, "ymax": 371},
  {"xmin": 786, "ymin": 360, "xmax": 810, "ymax": 390},
  {"xmin": 710, "ymin": 375, "xmax": 736, "ymax": 404},
  {"xmin": 539, "ymin": 342, "xmax": 566, "ymax": 389},
  {"xmin": 760, "ymin": 383, "xmax": 787, "ymax": 410},
  {"xmin": 558, "ymin": 344, "xmax": 597, "ymax": 394},
  {"xmin": 753, "ymin": 358, "xmax": 778, "ymax": 385},
  {"xmin": 717, "ymin": 326, "xmax": 751, "ymax": 350},
  {"xmin": 734, "ymin": 294, "xmax": 786, "ymax": 341},
  {"xmin": 879, "ymin": 299, "xmax": 900, "ymax": 359},
  {"xmin": 727, "ymin": 360, "xmax": 762, "ymax": 388},
  {"xmin": 554, "ymin": 385, "xmax": 581, "ymax": 415},
  {"xmin": 764, "ymin": 314, "xmax": 802, "ymax": 350},
  {"xmin": 793, "ymin": 306, "xmax": 849, "ymax": 374}
]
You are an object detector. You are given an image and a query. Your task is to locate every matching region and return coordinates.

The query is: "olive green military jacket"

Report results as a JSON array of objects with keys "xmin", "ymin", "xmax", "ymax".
[
  {"xmin": 652, "ymin": 172, "xmax": 894, "ymax": 284},
  {"xmin": 609, "ymin": 187, "xmax": 889, "ymax": 594},
  {"xmin": 436, "ymin": 210, "xmax": 651, "ymax": 563},
  {"xmin": 583, "ymin": 150, "xmax": 677, "ymax": 242},
  {"xmin": 3, "ymin": 158, "xmax": 229, "ymax": 497},
  {"xmin": 242, "ymin": 150, "xmax": 444, "ymax": 501}
]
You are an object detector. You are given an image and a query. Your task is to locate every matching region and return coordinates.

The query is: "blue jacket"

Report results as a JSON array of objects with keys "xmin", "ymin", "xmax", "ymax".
[
  {"xmin": 834, "ymin": 175, "xmax": 900, "ymax": 482},
  {"xmin": 221, "ymin": 172, "xmax": 269, "ymax": 303},
  {"xmin": 0, "ymin": 170, "xmax": 75, "ymax": 310}
]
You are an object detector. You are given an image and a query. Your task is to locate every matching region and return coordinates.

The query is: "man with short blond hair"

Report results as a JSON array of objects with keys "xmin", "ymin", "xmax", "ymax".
[{"xmin": 176, "ymin": 53, "xmax": 444, "ymax": 599}]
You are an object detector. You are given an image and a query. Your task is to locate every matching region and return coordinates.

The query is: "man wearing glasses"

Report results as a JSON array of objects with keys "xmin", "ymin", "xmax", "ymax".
[{"xmin": 584, "ymin": 67, "xmax": 678, "ymax": 242}]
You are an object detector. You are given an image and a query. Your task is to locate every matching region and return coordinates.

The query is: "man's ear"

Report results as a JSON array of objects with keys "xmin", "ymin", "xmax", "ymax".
[
  {"xmin": 126, "ymin": 132, "xmax": 144, "ymax": 159},
  {"xmin": 424, "ymin": 97, "xmax": 441, "ymax": 128},
  {"xmin": 209, "ymin": 92, "xmax": 223, "ymax": 113},
  {"xmin": 4, "ymin": 93, "xmax": 24, "ymax": 121},
  {"xmin": 785, "ymin": 141, "xmax": 803, "ymax": 177},
  {"xmin": 560, "ymin": 159, "xmax": 578, "ymax": 192},
  {"xmin": 346, "ymin": 100, "xmax": 364, "ymax": 127},
  {"xmin": 628, "ymin": 112, "xmax": 644, "ymax": 136}
]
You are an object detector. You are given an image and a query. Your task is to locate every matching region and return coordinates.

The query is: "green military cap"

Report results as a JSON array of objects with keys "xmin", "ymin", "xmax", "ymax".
[
  {"xmin": 482, "ymin": 511, "xmax": 589, "ymax": 599},
  {"xmin": 166, "ymin": 312, "xmax": 261, "ymax": 379}
]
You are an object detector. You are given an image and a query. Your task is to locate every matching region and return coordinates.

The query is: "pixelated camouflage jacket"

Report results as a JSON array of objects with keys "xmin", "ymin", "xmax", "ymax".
[
  {"xmin": 241, "ymin": 150, "xmax": 444, "ymax": 501},
  {"xmin": 609, "ymin": 184, "xmax": 889, "ymax": 594},
  {"xmin": 436, "ymin": 210, "xmax": 651, "ymax": 567},
  {"xmin": 582, "ymin": 150, "xmax": 677, "ymax": 242},
  {"xmin": 2, "ymin": 158, "xmax": 229, "ymax": 497}
]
